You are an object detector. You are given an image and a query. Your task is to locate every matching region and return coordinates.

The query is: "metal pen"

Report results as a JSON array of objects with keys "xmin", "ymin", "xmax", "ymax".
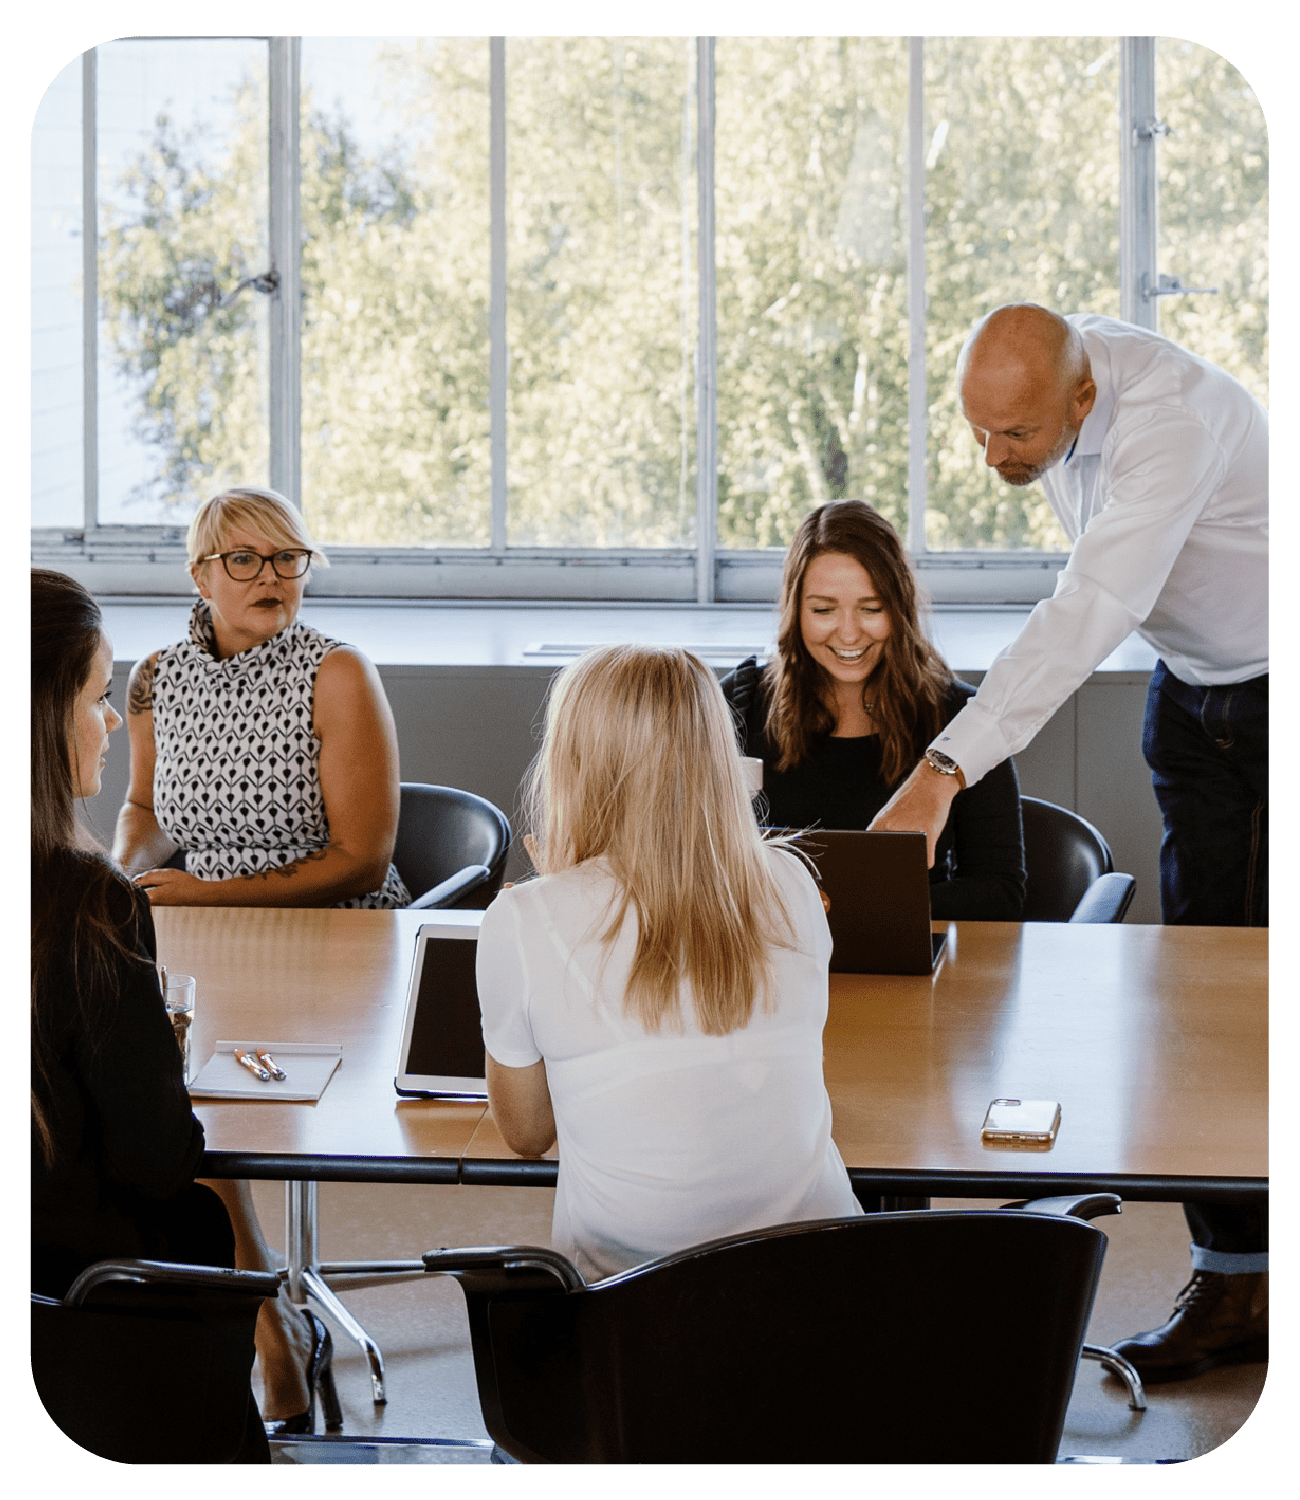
[{"xmin": 234, "ymin": 1048, "xmax": 273, "ymax": 1083}]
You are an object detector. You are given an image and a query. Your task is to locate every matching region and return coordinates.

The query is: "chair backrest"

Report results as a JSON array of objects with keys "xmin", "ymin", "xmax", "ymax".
[
  {"xmin": 447, "ymin": 1209, "xmax": 1107, "ymax": 1463},
  {"xmin": 32, "ymin": 1271, "xmax": 270, "ymax": 1463},
  {"xmin": 392, "ymin": 783, "xmax": 512, "ymax": 909},
  {"xmin": 1020, "ymin": 795, "xmax": 1115, "ymax": 922}
]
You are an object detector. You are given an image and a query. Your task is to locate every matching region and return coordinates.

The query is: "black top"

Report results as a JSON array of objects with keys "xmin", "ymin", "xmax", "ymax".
[
  {"xmin": 719, "ymin": 660, "xmax": 1025, "ymax": 920},
  {"xmin": 31, "ymin": 849, "xmax": 218, "ymax": 1296}
]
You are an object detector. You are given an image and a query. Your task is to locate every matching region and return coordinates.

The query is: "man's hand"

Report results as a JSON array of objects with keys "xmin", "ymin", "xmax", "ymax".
[{"xmin": 869, "ymin": 761, "xmax": 964, "ymax": 867}]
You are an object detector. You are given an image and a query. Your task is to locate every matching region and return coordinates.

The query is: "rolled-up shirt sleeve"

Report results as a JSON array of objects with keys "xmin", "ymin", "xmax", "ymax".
[{"xmin": 933, "ymin": 407, "xmax": 1227, "ymax": 786}]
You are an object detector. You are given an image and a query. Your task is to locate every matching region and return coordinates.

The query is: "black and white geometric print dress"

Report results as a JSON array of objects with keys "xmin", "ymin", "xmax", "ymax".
[{"xmin": 151, "ymin": 600, "xmax": 411, "ymax": 909}]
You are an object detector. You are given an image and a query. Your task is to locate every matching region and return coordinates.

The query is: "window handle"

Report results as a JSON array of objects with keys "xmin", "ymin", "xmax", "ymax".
[
  {"xmin": 1134, "ymin": 116, "xmax": 1172, "ymax": 141},
  {"xmin": 218, "ymin": 268, "xmax": 280, "ymax": 310},
  {"xmin": 1142, "ymin": 272, "xmax": 1219, "ymax": 300}
]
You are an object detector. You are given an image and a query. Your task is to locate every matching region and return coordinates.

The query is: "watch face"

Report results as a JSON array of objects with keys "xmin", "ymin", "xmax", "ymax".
[{"xmin": 927, "ymin": 750, "xmax": 958, "ymax": 775}]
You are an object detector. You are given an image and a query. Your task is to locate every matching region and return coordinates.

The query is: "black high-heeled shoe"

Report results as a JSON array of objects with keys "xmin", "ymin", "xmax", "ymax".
[{"xmin": 262, "ymin": 1308, "xmax": 343, "ymax": 1436}]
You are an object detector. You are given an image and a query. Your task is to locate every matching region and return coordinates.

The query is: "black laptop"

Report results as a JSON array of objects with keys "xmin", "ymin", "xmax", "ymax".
[{"xmin": 782, "ymin": 829, "xmax": 948, "ymax": 976}]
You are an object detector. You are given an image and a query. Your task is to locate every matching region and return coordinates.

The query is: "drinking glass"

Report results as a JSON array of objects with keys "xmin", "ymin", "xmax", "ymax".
[{"xmin": 164, "ymin": 973, "xmax": 197, "ymax": 1082}]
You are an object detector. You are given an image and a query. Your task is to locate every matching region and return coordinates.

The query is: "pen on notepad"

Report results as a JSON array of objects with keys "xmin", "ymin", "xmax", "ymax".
[{"xmin": 234, "ymin": 1049, "xmax": 272, "ymax": 1083}]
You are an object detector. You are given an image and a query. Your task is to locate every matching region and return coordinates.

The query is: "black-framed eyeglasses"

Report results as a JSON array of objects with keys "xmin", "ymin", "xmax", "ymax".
[{"xmin": 199, "ymin": 548, "xmax": 313, "ymax": 581}]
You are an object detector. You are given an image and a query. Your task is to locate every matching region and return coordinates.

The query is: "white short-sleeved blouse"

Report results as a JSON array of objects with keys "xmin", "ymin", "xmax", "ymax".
[{"xmin": 476, "ymin": 846, "xmax": 861, "ymax": 1282}]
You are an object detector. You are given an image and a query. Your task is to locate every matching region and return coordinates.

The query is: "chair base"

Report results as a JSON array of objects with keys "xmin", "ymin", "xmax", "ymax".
[{"xmin": 1082, "ymin": 1342, "xmax": 1147, "ymax": 1410}]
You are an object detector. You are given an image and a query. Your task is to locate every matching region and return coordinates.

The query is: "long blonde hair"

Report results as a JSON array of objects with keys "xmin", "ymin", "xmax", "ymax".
[{"xmin": 524, "ymin": 645, "xmax": 795, "ymax": 1036}]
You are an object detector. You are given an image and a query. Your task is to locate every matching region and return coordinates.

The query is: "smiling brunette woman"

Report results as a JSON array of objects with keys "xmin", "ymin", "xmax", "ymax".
[{"xmin": 720, "ymin": 500, "xmax": 1025, "ymax": 920}]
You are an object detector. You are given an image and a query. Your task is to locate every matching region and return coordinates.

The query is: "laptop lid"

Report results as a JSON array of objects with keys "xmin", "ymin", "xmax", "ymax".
[
  {"xmin": 790, "ymin": 829, "xmax": 947, "ymax": 976},
  {"xmin": 394, "ymin": 915, "xmax": 489, "ymax": 1100}
]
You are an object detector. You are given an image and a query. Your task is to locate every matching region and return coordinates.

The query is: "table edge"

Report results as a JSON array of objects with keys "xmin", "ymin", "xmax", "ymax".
[{"xmin": 199, "ymin": 1150, "xmax": 1267, "ymax": 1204}]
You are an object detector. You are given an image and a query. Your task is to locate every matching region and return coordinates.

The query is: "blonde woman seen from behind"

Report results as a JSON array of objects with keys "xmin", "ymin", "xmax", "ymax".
[{"xmin": 476, "ymin": 645, "xmax": 861, "ymax": 1283}]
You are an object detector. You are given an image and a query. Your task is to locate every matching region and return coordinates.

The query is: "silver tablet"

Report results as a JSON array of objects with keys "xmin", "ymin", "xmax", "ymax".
[{"xmin": 394, "ymin": 914, "xmax": 488, "ymax": 1100}]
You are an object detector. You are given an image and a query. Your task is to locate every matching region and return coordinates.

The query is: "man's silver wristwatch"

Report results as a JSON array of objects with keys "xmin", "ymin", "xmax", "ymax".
[{"xmin": 924, "ymin": 748, "xmax": 962, "ymax": 778}]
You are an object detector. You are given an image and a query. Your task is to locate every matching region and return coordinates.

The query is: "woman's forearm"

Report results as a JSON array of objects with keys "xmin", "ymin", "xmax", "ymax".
[
  {"xmin": 486, "ymin": 1056, "xmax": 557, "ymax": 1157},
  {"xmin": 112, "ymin": 799, "xmax": 179, "ymax": 875},
  {"xmin": 140, "ymin": 840, "xmax": 389, "ymax": 907}
]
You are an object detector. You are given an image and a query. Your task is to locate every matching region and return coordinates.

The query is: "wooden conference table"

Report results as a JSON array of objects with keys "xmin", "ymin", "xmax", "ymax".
[
  {"xmin": 157, "ymin": 905, "xmax": 1267, "ymax": 1205},
  {"xmin": 154, "ymin": 906, "xmax": 1266, "ymax": 1401}
]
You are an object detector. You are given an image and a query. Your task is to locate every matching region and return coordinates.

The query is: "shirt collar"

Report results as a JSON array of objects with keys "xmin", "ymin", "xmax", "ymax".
[
  {"xmin": 1064, "ymin": 335, "xmax": 1114, "ymax": 465},
  {"xmin": 189, "ymin": 597, "xmax": 221, "ymax": 657},
  {"xmin": 187, "ymin": 597, "xmax": 293, "ymax": 665}
]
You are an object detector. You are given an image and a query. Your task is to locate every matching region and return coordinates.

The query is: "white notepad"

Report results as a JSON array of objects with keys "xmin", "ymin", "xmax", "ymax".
[{"xmin": 187, "ymin": 1041, "xmax": 343, "ymax": 1102}]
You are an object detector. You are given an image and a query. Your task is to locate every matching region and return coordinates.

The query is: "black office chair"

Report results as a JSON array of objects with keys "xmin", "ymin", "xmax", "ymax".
[
  {"xmin": 32, "ymin": 1258, "xmax": 279, "ymax": 1464},
  {"xmin": 422, "ymin": 1196, "xmax": 1118, "ymax": 1463},
  {"xmin": 1021, "ymin": 796, "xmax": 1136, "ymax": 923},
  {"xmin": 393, "ymin": 783, "xmax": 512, "ymax": 910}
]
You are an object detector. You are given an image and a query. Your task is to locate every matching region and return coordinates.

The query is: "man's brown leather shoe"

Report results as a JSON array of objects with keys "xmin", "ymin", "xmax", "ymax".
[{"xmin": 1111, "ymin": 1270, "xmax": 1268, "ymax": 1383}]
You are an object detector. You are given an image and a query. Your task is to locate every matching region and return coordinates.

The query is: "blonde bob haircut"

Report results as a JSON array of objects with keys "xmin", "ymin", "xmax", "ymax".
[
  {"xmin": 524, "ymin": 644, "xmax": 795, "ymax": 1037},
  {"xmin": 186, "ymin": 487, "xmax": 328, "ymax": 584}
]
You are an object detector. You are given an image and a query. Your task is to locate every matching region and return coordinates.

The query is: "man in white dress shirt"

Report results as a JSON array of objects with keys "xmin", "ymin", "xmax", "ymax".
[{"xmin": 874, "ymin": 304, "xmax": 1267, "ymax": 1382}]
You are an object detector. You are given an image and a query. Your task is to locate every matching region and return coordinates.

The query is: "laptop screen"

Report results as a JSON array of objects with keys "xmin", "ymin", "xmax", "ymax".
[{"xmin": 770, "ymin": 829, "xmax": 947, "ymax": 976}]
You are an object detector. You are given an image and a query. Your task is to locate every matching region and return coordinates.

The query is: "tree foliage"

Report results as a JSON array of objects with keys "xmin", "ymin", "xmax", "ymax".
[
  {"xmin": 96, "ymin": 36, "xmax": 1267, "ymax": 554},
  {"xmin": 99, "ymin": 73, "xmax": 269, "ymax": 506}
]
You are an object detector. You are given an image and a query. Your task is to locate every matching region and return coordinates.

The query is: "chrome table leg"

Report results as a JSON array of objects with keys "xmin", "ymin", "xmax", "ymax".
[
  {"xmin": 282, "ymin": 1179, "xmax": 390, "ymax": 1405},
  {"xmin": 1082, "ymin": 1342, "xmax": 1148, "ymax": 1411}
]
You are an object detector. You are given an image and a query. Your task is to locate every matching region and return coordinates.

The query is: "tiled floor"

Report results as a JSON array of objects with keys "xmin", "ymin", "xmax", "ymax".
[{"xmin": 251, "ymin": 1180, "xmax": 1268, "ymax": 1466}]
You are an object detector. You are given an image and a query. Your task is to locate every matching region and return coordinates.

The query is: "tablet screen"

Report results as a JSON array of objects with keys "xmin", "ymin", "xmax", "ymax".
[{"xmin": 395, "ymin": 921, "xmax": 488, "ymax": 1098}]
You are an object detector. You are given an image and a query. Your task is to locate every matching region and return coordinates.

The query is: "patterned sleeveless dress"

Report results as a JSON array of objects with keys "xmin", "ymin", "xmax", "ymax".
[{"xmin": 150, "ymin": 600, "xmax": 411, "ymax": 909}]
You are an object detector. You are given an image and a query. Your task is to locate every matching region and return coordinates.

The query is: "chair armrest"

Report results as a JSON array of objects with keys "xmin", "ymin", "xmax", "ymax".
[
  {"xmin": 408, "ymin": 863, "xmax": 492, "ymax": 910},
  {"xmin": 64, "ymin": 1258, "xmax": 281, "ymax": 1307},
  {"xmin": 1000, "ymin": 1193, "xmax": 1122, "ymax": 1221},
  {"xmin": 422, "ymin": 1244, "xmax": 585, "ymax": 1293},
  {"xmin": 1069, "ymin": 872, "xmax": 1136, "ymax": 924}
]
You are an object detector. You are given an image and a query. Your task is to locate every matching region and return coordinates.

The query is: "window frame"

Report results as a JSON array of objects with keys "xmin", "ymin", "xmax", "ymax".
[{"xmin": 32, "ymin": 35, "xmax": 1174, "ymax": 604}]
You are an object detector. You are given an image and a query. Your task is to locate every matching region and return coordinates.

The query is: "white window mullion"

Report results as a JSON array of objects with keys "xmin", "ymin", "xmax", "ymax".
[
  {"xmin": 1119, "ymin": 37, "xmax": 1160, "ymax": 330},
  {"xmin": 82, "ymin": 48, "xmax": 98, "ymax": 533},
  {"xmin": 268, "ymin": 37, "xmax": 302, "ymax": 507},
  {"xmin": 695, "ymin": 36, "xmax": 717, "ymax": 604},
  {"xmin": 489, "ymin": 37, "xmax": 508, "ymax": 555},
  {"xmin": 906, "ymin": 36, "xmax": 927, "ymax": 557}
]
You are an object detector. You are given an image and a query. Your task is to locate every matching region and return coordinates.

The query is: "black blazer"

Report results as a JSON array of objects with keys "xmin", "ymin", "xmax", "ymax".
[{"xmin": 31, "ymin": 850, "xmax": 223, "ymax": 1297}]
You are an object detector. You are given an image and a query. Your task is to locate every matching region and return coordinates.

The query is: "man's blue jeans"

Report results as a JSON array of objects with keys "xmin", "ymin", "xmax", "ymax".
[{"xmin": 1142, "ymin": 661, "xmax": 1268, "ymax": 1272}]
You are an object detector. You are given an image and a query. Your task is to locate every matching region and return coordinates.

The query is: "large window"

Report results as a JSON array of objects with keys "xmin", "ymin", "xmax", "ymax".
[{"xmin": 30, "ymin": 36, "xmax": 1267, "ymax": 601}]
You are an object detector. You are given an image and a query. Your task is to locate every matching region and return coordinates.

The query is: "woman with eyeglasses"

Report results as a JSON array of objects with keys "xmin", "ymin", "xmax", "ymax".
[
  {"xmin": 111, "ymin": 485, "xmax": 405, "ymax": 1432},
  {"xmin": 113, "ymin": 486, "xmax": 410, "ymax": 910}
]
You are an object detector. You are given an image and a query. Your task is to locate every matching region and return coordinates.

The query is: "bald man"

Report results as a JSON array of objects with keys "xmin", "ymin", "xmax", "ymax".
[{"xmin": 874, "ymin": 304, "xmax": 1268, "ymax": 1382}]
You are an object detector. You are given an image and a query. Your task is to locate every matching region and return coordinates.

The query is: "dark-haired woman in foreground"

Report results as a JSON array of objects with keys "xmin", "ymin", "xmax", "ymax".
[
  {"xmin": 30, "ymin": 568, "xmax": 269, "ymax": 1461},
  {"xmin": 721, "ymin": 501, "xmax": 1025, "ymax": 919}
]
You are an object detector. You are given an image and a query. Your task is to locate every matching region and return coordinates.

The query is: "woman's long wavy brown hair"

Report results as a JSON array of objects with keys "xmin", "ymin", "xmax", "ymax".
[
  {"xmin": 766, "ymin": 501, "xmax": 953, "ymax": 784},
  {"xmin": 524, "ymin": 645, "xmax": 795, "ymax": 1036},
  {"xmin": 31, "ymin": 569, "xmax": 136, "ymax": 1165}
]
